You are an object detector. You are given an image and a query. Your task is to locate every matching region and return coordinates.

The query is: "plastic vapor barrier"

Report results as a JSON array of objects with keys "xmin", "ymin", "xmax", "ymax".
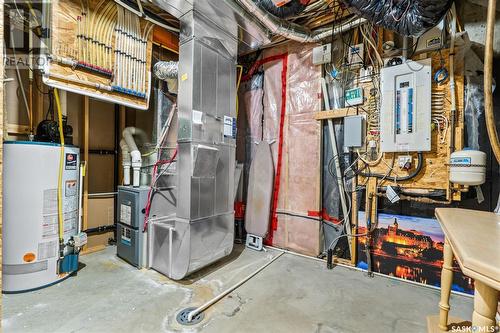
[{"xmin": 341, "ymin": 0, "xmax": 453, "ymax": 37}]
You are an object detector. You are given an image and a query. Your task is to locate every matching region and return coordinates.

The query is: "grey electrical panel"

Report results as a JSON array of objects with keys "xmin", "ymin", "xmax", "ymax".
[
  {"xmin": 380, "ymin": 59, "xmax": 432, "ymax": 152},
  {"xmin": 344, "ymin": 115, "xmax": 365, "ymax": 148},
  {"xmin": 116, "ymin": 186, "xmax": 150, "ymax": 268}
]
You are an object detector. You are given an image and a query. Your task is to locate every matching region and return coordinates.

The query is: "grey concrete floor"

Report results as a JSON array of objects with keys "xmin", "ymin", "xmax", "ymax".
[{"xmin": 3, "ymin": 245, "xmax": 473, "ymax": 333}]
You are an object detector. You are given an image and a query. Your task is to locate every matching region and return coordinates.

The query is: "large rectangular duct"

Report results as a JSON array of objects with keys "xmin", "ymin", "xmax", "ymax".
[{"xmin": 148, "ymin": 1, "xmax": 238, "ymax": 280}]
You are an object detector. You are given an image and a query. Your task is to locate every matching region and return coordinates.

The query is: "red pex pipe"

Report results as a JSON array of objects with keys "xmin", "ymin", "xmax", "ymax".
[{"xmin": 242, "ymin": 53, "xmax": 288, "ymax": 245}]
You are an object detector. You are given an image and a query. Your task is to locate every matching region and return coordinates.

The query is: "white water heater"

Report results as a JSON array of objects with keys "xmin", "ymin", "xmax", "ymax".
[{"xmin": 2, "ymin": 141, "xmax": 80, "ymax": 293}]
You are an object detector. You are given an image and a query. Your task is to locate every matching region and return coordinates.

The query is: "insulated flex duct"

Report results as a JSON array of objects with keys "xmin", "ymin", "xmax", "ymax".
[
  {"xmin": 148, "ymin": 1, "xmax": 237, "ymax": 280},
  {"xmin": 341, "ymin": 0, "xmax": 453, "ymax": 37}
]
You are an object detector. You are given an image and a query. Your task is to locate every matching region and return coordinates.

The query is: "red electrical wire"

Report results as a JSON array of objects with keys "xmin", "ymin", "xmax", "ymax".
[{"xmin": 143, "ymin": 149, "xmax": 178, "ymax": 232}]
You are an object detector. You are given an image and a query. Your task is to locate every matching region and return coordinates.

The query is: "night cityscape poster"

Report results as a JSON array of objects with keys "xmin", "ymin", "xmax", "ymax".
[{"xmin": 356, "ymin": 212, "xmax": 474, "ymax": 295}]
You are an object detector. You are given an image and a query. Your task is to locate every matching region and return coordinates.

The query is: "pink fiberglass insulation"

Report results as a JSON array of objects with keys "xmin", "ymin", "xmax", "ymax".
[{"xmin": 262, "ymin": 43, "xmax": 322, "ymax": 256}]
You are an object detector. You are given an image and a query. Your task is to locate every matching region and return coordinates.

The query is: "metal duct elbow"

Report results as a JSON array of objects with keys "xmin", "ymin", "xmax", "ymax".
[
  {"xmin": 235, "ymin": 0, "xmax": 366, "ymax": 42},
  {"xmin": 341, "ymin": 0, "xmax": 453, "ymax": 37}
]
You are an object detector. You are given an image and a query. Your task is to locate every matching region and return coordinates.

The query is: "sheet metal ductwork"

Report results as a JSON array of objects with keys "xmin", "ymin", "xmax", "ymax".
[
  {"xmin": 235, "ymin": 0, "xmax": 367, "ymax": 43},
  {"xmin": 148, "ymin": 1, "xmax": 238, "ymax": 280},
  {"xmin": 341, "ymin": 0, "xmax": 453, "ymax": 37}
]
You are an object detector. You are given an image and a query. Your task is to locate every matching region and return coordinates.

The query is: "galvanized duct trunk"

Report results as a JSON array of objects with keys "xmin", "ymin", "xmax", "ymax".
[{"xmin": 148, "ymin": 1, "xmax": 238, "ymax": 280}]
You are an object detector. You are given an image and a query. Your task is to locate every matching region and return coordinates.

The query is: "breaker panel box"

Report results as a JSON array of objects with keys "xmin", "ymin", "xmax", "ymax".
[
  {"xmin": 380, "ymin": 58, "xmax": 432, "ymax": 152},
  {"xmin": 116, "ymin": 186, "xmax": 150, "ymax": 268}
]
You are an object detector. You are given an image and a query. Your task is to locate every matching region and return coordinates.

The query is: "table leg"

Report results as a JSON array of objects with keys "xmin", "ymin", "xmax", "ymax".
[
  {"xmin": 472, "ymin": 280, "xmax": 499, "ymax": 330},
  {"xmin": 439, "ymin": 237, "xmax": 454, "ymax": 331}
]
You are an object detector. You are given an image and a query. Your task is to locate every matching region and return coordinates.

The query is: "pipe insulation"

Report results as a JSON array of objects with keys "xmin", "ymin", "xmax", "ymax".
[
  {"xmin": 340, "ymin": 0, "xmax": 453, "ymax": 37},
  {"xmin": 235, "ymin": 0, "xmax": 367, "ymax": 42}
]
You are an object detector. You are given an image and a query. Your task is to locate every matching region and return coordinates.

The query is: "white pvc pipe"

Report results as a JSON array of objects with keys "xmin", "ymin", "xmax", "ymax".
[
  {"xmin": 187, "ymin": 251, "xmax": 285, "ymax": 322},
  {"xmin": 120, "ymin": 138, "xmax": 131, "ymax": 185}
]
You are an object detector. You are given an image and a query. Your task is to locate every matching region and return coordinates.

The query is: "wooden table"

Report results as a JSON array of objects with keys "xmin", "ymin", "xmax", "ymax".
[{"xmin": 428, "ymin": 208, "xmax": 500, "ymax": 332}]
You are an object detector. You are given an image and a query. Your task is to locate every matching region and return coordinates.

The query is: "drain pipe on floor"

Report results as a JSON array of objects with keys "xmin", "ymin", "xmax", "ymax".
[{"xmin": 186, "ymin": 251, "xmax": 285, "ymax": 322}]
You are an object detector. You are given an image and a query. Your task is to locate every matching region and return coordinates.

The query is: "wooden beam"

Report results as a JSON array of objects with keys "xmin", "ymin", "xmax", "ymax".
[
  {"xmin": 34, "ymin": 72, "xmax": 45, "ymax": 126},
  {"xmin": 7, "ymin": 124, "xmax": 31, "ymax": 135},
  {"xmin": 118, "ymin": 105, "xmax": 126, "ymax": 185},
  {"xmin": 313, "ymin": 108, "xmax": 358, "ymax": 121},
  {"xmin": 82, "ymin": 97, "xmax": 90, "ymax": 250}
]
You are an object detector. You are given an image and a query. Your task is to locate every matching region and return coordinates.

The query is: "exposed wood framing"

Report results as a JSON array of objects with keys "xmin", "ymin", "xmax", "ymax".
[
  {"xmin": 313, "ymin": 108, "xmax": 358, "ymax": 120},
  {"xmin": 118, "ymin": 105, "xmax": 126, "ymax": 185},
  {"xmin": 7, "ymin": 124, "xmax": 31, "ymax": 135},
  {"xmin": 82, "ymin": 96, "xmax": 90, "ymax": 250}
]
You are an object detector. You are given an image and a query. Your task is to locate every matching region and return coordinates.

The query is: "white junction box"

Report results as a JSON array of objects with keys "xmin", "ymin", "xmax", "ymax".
[
  {"xmin": 312, "ymin": 44, "xmax": 332, "ymax": 65},
  {"xmin": 380, "ymin": 58, "xmax": 432, "ymax": 152}
]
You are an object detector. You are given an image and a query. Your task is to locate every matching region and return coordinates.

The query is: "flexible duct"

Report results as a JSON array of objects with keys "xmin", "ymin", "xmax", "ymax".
[
  {"xmin": 341, "ymin": 0, "xmax": 453, "ymax": 37},
  {"xmin": 235, "ymin": 0, "xmax": 367, "ymax": 42},
  {"xmin": 122, "ymin": 127, "xmax": 147, "ymax": 187},
  {"xmin": 484, "ymin": 0, "xmax": 500, "ymax": 163},
  {"xmin": 253, "ymin": 0, "xmax": 307, "ymax": 19},
  {"xmin": 153, "ymin": 61, "xmax": 178, "ymax": 80},
  {"xmin": 153, "ymin": 61, "xmax": 179, "ymax": 94}
]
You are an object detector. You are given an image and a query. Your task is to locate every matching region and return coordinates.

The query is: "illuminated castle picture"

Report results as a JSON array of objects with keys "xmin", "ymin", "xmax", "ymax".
[{"xmin": 357, "ymin": 212, "xmax": 474, "ymax": 295}]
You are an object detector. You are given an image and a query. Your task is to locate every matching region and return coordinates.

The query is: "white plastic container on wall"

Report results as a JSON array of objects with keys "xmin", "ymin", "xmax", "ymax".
[{"xmin": 449, "ymin": 149, "xmax": 486, "ymax": 186}]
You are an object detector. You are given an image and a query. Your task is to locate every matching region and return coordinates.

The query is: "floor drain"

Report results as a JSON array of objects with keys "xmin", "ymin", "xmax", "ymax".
[{"xmin": 176, "ymin": 307, "xmax": 204, "ymax": 325}]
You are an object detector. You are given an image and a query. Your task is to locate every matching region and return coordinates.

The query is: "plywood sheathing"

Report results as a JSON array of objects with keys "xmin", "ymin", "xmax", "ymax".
[
  {"xmin": 48, "ymin": 0, "xmax": 153, "ymax": 109},
  {"xmin": 358, "ymin": 49, "xmax": 464, "ymax": 200}
]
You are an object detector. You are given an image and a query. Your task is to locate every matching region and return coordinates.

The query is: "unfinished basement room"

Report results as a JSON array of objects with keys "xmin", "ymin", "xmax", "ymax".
[{"xmin": 0, "ymin": 0, "xmax": 499, "ymax": 332}]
